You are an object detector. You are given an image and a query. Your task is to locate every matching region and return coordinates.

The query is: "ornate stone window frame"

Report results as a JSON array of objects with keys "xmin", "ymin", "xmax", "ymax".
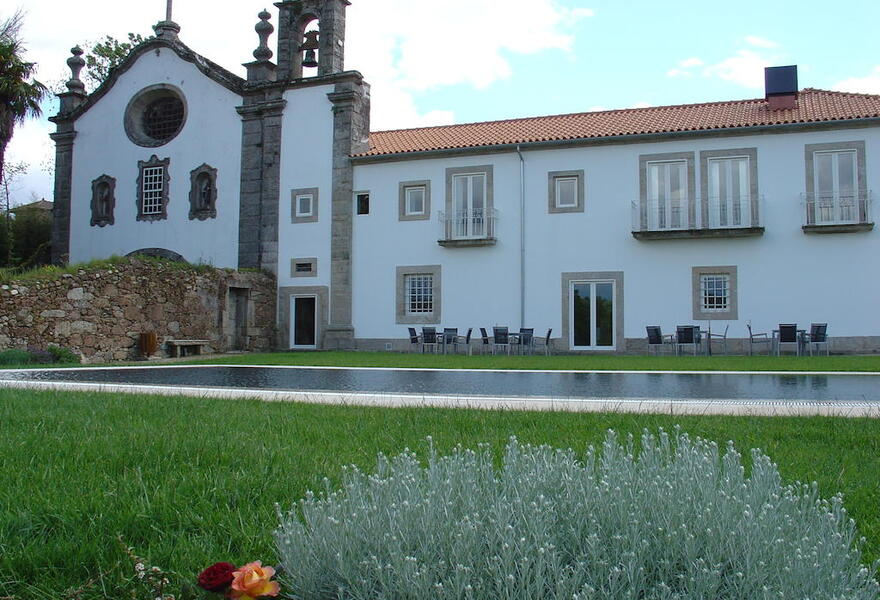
[
  {"xmin": 124, "ymin": 84, "xmax": 187, "ymax": 148},
  {"xmin": 395, "ymin": 265, "xmax": 441, "ymax": 325},
  {"xmin": 136, "ymin": 155, "xmax": 171, "ymax": 222},
  {"xmin": 188, "ymin": 163, "xmax": 218, "ymax": 220},
  {"xmin": 692, "ymin": 265, "xmax": 738, "ymax": 320},
  {"xmin": 90, "ymin": 174, "xmax": 116, "ymax": 227},
  {"xmin": 548, "ymin": 170, "xmax": 585, "ymax": 214},
  {"xmin": 398, "ymin": 180, "xmax": 431, "ymax": 221}
]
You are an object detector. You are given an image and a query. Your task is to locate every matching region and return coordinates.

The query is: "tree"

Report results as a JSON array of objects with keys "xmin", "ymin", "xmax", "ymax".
[
  {"xmin": 0, "ymin": 10, "xmax": 47, "ymax": 196},
  {"xmin": 82, "ymin": 33, "xmax": 148, "ymax": 91},
  {"xmin": 1, "ymin": 159, "xmax": 26, "ymax": 266}
]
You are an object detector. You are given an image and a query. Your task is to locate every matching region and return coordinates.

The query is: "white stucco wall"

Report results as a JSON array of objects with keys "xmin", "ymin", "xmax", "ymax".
[
  {"xmin": 351, "ymin": 125, "xmax": 880, "ymax": 345},
  {"xmin": 69, "ymin": 47, "xmax": 242, "ymax": 267},
  {"xmin": 276, "ymin": 84, "xmax": 336, "ymax": 290}
]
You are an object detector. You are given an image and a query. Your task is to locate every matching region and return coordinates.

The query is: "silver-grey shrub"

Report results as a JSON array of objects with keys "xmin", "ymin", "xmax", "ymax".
[{"xmin": 275, "ymin": 430, "xmax": 879, "ymax": 599}]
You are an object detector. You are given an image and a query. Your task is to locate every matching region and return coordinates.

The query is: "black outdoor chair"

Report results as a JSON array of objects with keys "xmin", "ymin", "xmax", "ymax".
[
  {"xmin": 747, "ymin": 322, "xmax": 771, "ymax": 355},
  {"xmin": 492, "ymin": 326, "xmax": 511, "ymax": 355},
  {"xmin": 775, "ymin": 324, "xmax": 801, "ymax": 356},
  {"xmin": 707, "ymin": 324, "xmax": 729, "ymax": 355},
  {"xmin": 479, "ymin": 327, "xmax": 492, "ymax": 354},
  {"xmin": 533, "ymin": 328, "xmax": 553, "ymax": 356},
  {"xmin": 442, "ymin": 327, "xmax": 458, "ymax": 354},
  {"xmin": 421, "ymin": 327, "xmax": 439, "ymax": 354},
  {"xmin": 805, "ymin": 323, "xmax": 829, "ymax": 356},
  {"xmin": 675, "ymin": 325, "xmax": 701, "ymax": 356},
  {"xmin": 407, "ymin": 327, "xmax": 420, "ymax": 353},
  {"xmin": 516, "ymin": 328, "xmax": 534, "ymax": 355},
  {"xmin": 646, "ymin": 326, "xmax": 673, "ymax": 355},
  {"xmin": 459, "ymin": 327, "xmax": 474, "ymax": 355}
]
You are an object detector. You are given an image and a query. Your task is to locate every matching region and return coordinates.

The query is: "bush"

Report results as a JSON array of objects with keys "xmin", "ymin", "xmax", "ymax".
[
  {"xmin": 27, "ymin": 346, "xmax": 54, "ymax": 364},
  {"xmin": 0, "ymin": 349, "xmax": 32, "ymax": 365},
  {"xmin": 47, "ymin": 345, "xmax": 80, "ymax": 364},
  {"xmin": 276, "ymin": 430, "xmax": 880, "ymax": 600}
]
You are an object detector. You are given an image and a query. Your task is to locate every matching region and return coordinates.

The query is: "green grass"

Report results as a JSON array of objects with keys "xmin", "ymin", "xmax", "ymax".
[
  {"xmin": 0, "ymin": 255, "xmax": 224, "ymax": 286},
  {"xmin": 1, "ymin": 388, "xmax": 879, "ymax": 599},
  {"xmin": 183, "ymin": 350, "xmax": 880, "ymax": 372}
]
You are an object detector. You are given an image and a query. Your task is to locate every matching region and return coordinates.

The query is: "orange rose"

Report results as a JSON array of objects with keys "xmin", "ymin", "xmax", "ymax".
[{"xmin": 229, "ymin": 561, "xmax": 280, "ymax": 599}]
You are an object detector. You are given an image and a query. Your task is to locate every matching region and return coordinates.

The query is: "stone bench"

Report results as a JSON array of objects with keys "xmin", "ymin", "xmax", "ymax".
[{"xmin": 166, "ymin": 339, "xmax": 211, "ymax": 358}]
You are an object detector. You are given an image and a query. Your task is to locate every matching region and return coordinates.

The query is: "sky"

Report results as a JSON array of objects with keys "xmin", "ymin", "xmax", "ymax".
[{"xmin": 5, "ymin": 0, "xmax": 880, "ymax": 206}]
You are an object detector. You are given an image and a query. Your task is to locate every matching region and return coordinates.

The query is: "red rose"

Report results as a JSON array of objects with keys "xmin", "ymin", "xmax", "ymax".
[{"xmin": 198, "ymin": 562, "xmax": 236, "ymax": 593}]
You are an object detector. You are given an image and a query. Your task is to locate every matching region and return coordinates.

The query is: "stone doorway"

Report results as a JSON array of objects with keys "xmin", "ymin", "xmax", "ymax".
[{"xmin": 229, "ymin": 287, "xmax": 249, "ymax": 350}]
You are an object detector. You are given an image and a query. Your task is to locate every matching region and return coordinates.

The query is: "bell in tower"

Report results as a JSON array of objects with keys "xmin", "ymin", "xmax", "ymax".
[{"xmin": 274, "ymin": 0, "xmax": 350, "ymax": 80}]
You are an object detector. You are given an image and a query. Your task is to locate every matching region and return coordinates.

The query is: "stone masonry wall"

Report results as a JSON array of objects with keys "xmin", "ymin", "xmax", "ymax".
[{"xmin": 0, "ymin": 258, "xmax": 276, "ymax": 363}]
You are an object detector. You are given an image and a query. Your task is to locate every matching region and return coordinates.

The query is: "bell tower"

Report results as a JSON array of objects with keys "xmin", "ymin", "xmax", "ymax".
[{"xmin": 274, "ymin": 0, "xmax": 349, "ymax": 80}]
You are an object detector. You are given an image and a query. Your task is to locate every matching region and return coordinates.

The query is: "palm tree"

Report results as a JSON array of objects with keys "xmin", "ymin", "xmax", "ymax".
[{"xmin": 0, "ymin": 10, "xmax": 48, "ymax": 189}]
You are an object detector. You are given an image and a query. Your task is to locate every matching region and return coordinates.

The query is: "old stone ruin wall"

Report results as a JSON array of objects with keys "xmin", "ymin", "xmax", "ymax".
[{"xmin": 0, "ymin": 258, "xmax": 276, "ymax": 363}]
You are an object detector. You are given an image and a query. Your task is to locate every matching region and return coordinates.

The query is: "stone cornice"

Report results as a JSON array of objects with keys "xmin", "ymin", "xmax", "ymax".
[
  {"xmin": 54, "ymin": 38, "xmax": 247, "ymax": 123},
  {"xmin": 235, "ymin": 99, "xmax": 288, "ymax": 119},
  {"xmin": 49, "ymin": 131, "xmax": 78, "ymax": 145}
]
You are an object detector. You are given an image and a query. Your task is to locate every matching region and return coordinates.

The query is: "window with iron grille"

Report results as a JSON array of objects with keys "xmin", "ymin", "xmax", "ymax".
[
  {"xmin": 143, "ymin": 97, "xmax": 185, "ymax": 143},
  {"xmin": 142, "ymin": 167, "xmax": 165, "ymax": 214},
  {"xmin": 406, "ymin": 274, "xmax": 433, "ymax": 314},
  {"xmin": 700, "ymin": 274, "xmax": 729, "ymax": 312},
  {"xmin": 136, "ymin": 155, "xmax": 170, "ymax": 221}
]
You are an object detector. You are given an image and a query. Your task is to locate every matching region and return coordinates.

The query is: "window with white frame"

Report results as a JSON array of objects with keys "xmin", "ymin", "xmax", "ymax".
[
  {"xmin": 296, "ymin": 194, "xmax": 314, "ymax": 217},
  {"xmin": 405, "ymin": 274, "xmax": 433, "ymax": 315},
  {"xmin": 405, "ymin": 186, "xmax": 426, "ymax": 216},
  {"xmin": 700, "ymin": 274, "xmax": 729, "ymax": 312},
  {"xmin": 396, "ymin": 265, "xmax": 441, "ymax": 324},
  {"xmin": 555, "ymin": 177, "xmax": 578, "ymax": 208},
  {"xmin": 548, "ymin": 170, "xmax": 585, "ymax": 214},
  {"xmin": 692, "ymin": 266, "xmax": 738, "ymax": 320},
  {"xmin": 399, "ymin": 180, "xmax": 431, "ymax": 221},
  {"xmin": 136, "ymin": 155, "xmax": 170, "ymax": 222},
  {"xmin": 291, "ymin": 187, "xmax": 319, "ymax": 223}
]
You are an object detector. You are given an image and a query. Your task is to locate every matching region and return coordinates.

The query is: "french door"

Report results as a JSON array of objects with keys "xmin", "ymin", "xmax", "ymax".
[
  {"xmin": 707, "ymin": 156, "xmax": 751, "ymax": 228},
  {"xmin": 646, "ymin": 161, "xmax": 687, "ymax": 230},
  {"xmin": 814, "ymin": 150, "xmax": 858, "ymax": 224},
  {"xmin": 570, "ymin": 280, "xmax": 616, "ymax": 350},
  {"xmin": 452, "ymin": 173, "xmax": 487, "ymax": 238}
]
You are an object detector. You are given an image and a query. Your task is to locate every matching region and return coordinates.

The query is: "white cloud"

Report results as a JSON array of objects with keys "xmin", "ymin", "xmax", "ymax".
[
  {"xmin": 745, "ymin": 35, "xmax": 779, "ymax": 49},
  {"xmin": 703, "ymin": 50, "xmax": 773, "ymax": 89},
  {"xmin": 629, "ymin": 101, "xmax": 651, "ymax": 109},
  {"xmin": 666, "ymin": 57, "xmax": 703, "ymax": 78},
  {"xmin": 833, "ymin": 66, "xmax": 880, "ymax": 94},
  {"xmin": 347, "ymin": 0, "xmax": 585, "ymax": 127}
]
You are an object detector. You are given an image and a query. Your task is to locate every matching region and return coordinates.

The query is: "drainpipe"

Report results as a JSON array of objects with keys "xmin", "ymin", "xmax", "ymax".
[{"xmin": 517, "ymin": 145, "xmax": 525, "ymax": 329}]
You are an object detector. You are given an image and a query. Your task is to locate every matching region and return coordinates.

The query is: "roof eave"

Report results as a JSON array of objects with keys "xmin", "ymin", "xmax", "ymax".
[{"xmin": 352, "ymin": 116, "xmax": 880, "ymax": 164}]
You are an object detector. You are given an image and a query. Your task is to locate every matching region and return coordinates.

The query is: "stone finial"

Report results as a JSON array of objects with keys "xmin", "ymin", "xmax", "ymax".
[
  {"xmin": 253, "ymin": 9, "xmax": 274, "ymax": 62},
  {"xmin": 65, "ymin": 46, "xmax": 86, "ymax": 93},
  {"xmin": 153, "ymin": 19, "xmax": 181, "ymax": 40}
]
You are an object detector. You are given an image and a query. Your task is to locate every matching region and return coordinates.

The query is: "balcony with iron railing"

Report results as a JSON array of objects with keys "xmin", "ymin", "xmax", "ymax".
[
  {"xmin": 631, "ymin": 195, "xmax": 764, "ymax": 239},
  {"xmin": 438, "ymin": 208, "xmax": 498, "ymax": 247},
  {"xmin": 800, "ymin": 191, "xmax": 873, "ymax": 233}
]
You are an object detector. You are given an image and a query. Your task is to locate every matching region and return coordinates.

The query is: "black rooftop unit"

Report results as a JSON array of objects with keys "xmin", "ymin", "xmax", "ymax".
[{"xmin": 765, "ymin": 65, "xmax": 798, "ymax": 97}]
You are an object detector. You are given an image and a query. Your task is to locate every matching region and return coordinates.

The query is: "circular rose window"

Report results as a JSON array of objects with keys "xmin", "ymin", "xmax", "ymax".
[{"xmin": 124, "ymin": 85, "xmax": 187, "ymax": 147}]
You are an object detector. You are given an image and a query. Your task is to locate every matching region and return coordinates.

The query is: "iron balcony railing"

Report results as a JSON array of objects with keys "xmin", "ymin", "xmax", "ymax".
[
  {"xmin": 439, "ymin": 208, "xmax": 497, "ymax": 241},
  {"xmin": 631, "ymin": 195, "xmax": 761, "ymax": 232},
  {"xmin": 800, "ymin": 190, "xmax": 873, "ymax": 226}
]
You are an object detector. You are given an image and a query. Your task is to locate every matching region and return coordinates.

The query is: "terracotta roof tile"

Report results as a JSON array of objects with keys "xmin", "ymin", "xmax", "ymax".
[{"xmin": 358, "ymin": 89, "xmax": 880, "ymax": 158}]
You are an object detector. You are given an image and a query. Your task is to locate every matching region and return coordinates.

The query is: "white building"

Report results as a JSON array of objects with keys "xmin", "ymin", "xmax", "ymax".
[{"xmin": 51, "ymin": 0, "xmax": 880, "ymax": 353}]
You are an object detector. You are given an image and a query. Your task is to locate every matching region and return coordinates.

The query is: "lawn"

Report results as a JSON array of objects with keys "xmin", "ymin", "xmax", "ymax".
[
  {"xmin": 1, "ymin": 388, "xmax": 879, "ymax": 599},
  {"xmin": 182, "ymin": 350, "xmax": 880, "ymax": 372}
]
